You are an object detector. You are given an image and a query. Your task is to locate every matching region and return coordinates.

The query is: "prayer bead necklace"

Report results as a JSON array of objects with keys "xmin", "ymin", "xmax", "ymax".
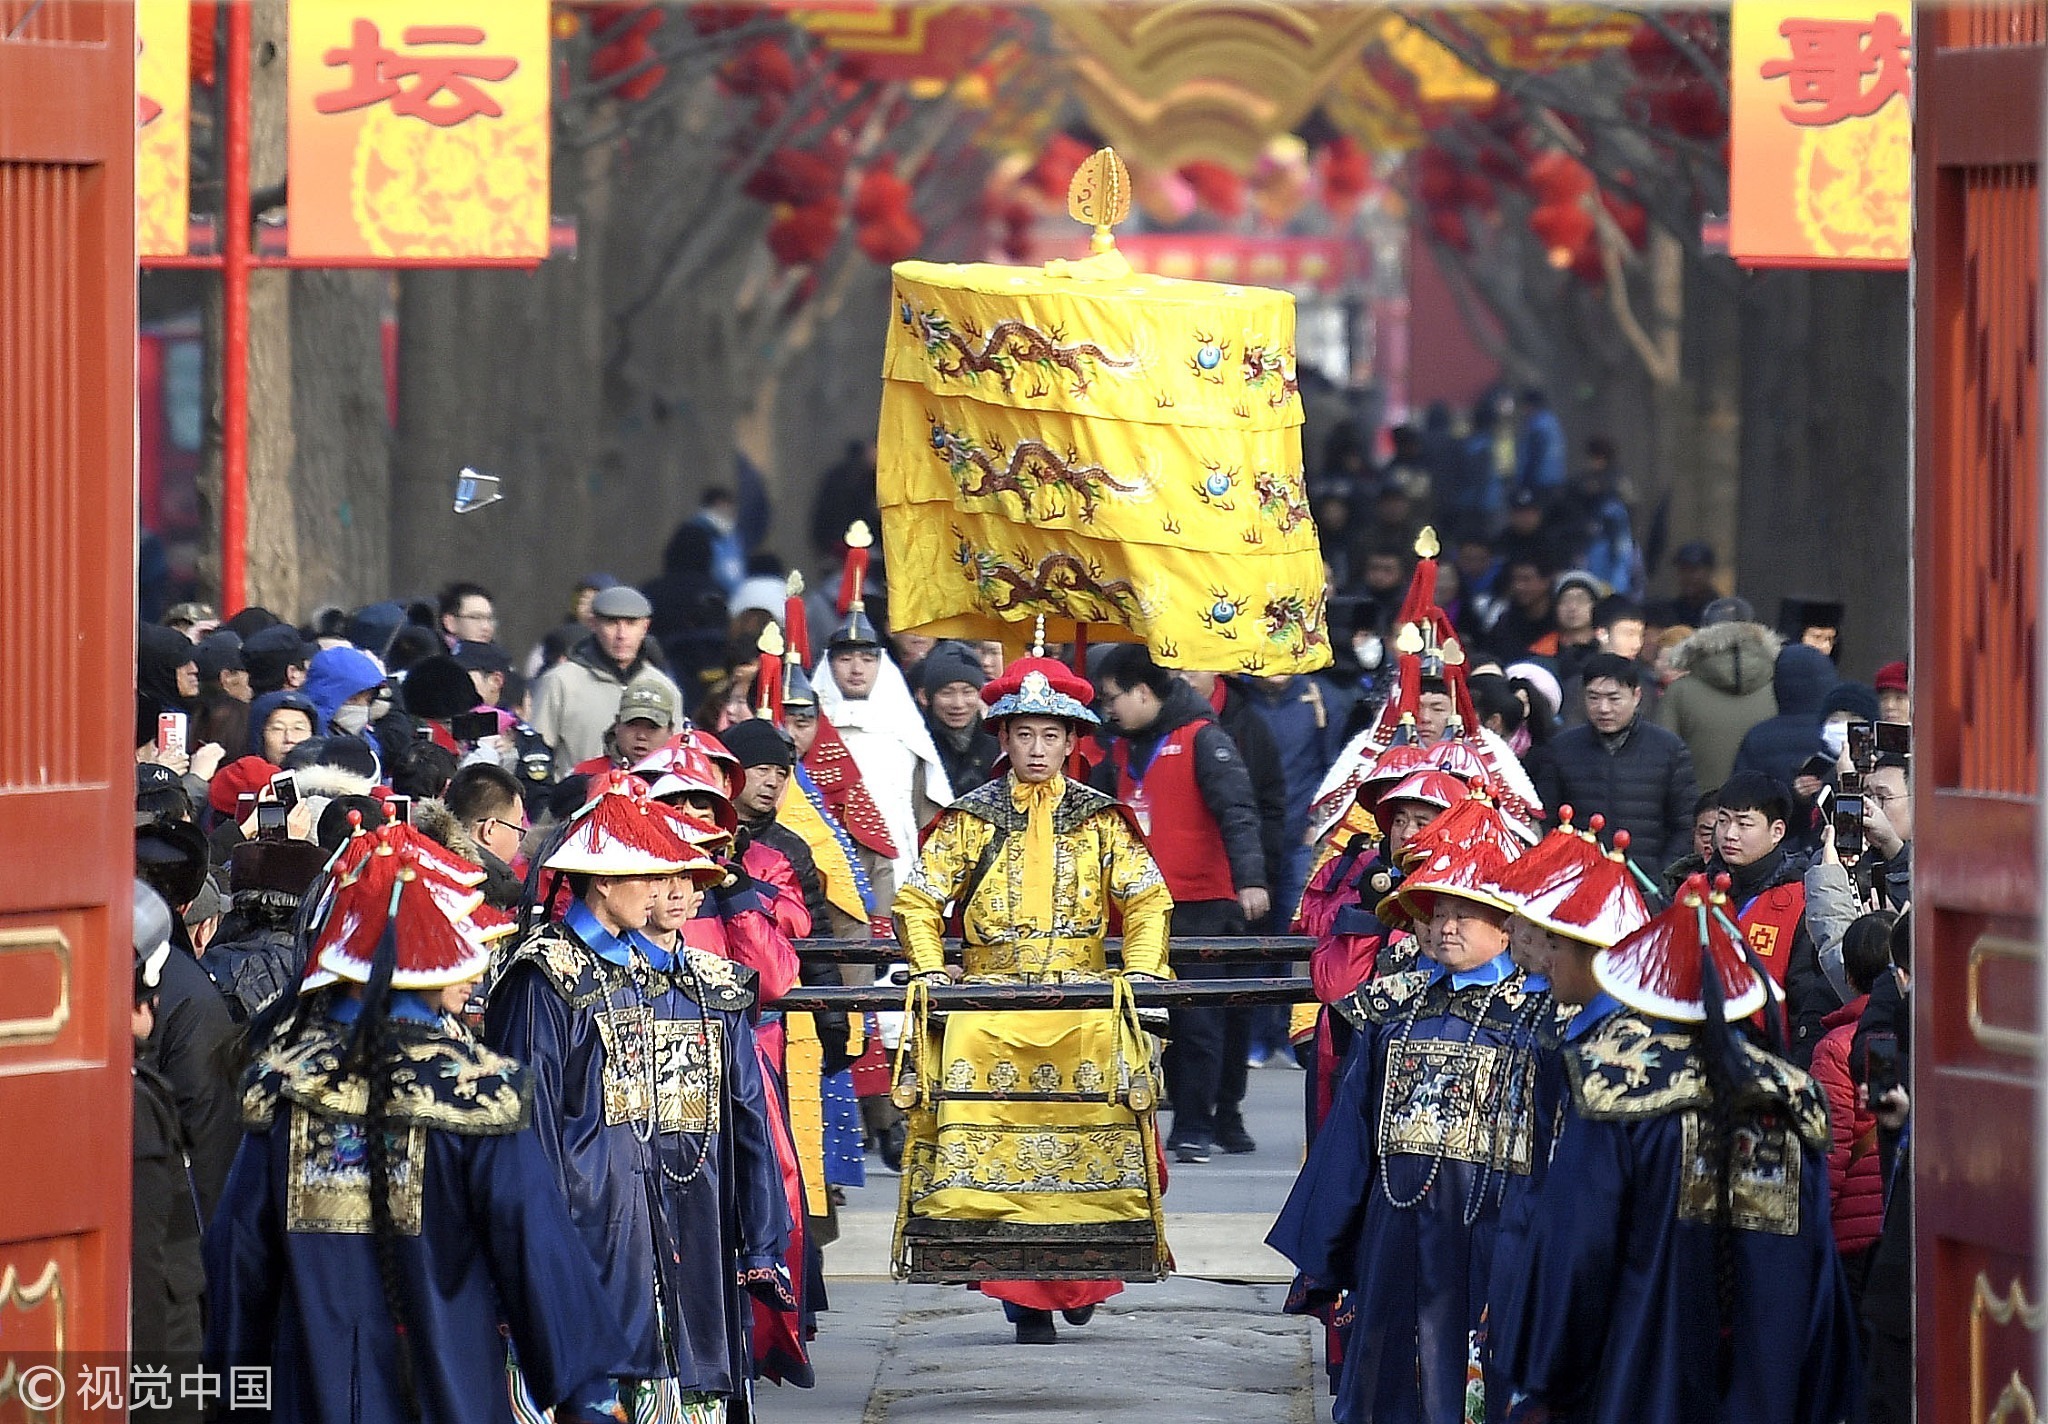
[
  {"xmin": 615, "ymin": 951, "xmax": 714, "ymax": 1190},
  {"xmin": 1377, "ymin": 972, "xmax": 1512, "ymax": 1213}
]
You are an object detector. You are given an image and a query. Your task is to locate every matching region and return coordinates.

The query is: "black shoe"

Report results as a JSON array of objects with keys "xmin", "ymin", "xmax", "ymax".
[
  {"xmin": 1014, "ymin": 1309, "xmax": 1058, "ymax": 1344},
  {"xmin": 1171, "ymin": 1138, "xmax": 1211, "ymax": 1164},
  {"xmin": 1216, "ymin": 1125, "xmax": 1257, "ymax": 1155},
  {"xmin": 879, "ymin": 1121, "xmax": 907, "ymax": 1174},
  {"xmin": 1061, "ymin": 1306, "xmax": 1096, "ymax": 1327}
]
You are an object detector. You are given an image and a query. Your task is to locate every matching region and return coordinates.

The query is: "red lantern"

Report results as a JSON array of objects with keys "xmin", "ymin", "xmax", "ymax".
[
  {"xmin": 719, "ymin": 39, "xmax": 800, "ymax": 98},
  {"xmin": 1318, "ymin": 137, "xmax": 1372, "ymax": 215},
  {"xmin": 589, "ymin": 7, "xmax": 666, "ymax": 103},
  {"xmin": 1180, "ymin": 160, "xmax": 1246, "ymax": 219},
  {"xmin": 745, "ymin": 148, "xmax": 841, "ymax": 206},
  {"xmin": 1601, "ymin": 190, "xmax": 1649, "ymax": 249},
  {"xmin": 1029, "ymin": 135, "xmax": 1093, "ymax": 201},
  {"xmin": 1527, "ymin": 150, "xmax": 1594, "ymax": 205},
  {"xmin": 857, "ymin": 210, "xmax": 923, "ymax": 264},
  {"xmin": 767, "ymin": 198, "xmax": 842, "ymax": 267},
  {"xmin": 854, "ymin": 158, "xmax": 913, "ymax": 225},
  {"xmin": 1529, "ymin": 199, "xmax": 1594, "ymax": 267}
]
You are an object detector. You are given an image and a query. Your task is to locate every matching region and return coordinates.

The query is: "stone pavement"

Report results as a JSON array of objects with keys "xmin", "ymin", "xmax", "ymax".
[{"xmin": 758, "ymin": 1063, "xmax": 1332, "ymax": 1422}]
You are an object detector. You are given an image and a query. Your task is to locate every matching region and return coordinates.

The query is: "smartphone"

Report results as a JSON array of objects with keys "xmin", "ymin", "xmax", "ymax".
[
  {"xmin": 1876, "ymin": 721, "xmax": 1911, "ymax": 758},
  {"xmin": 1813, "ymin": 784, "xmax": 1834, "ymax": 817},
  {"xmin": 256, "ymin": 801, "xmax": 288, "ymax": 837},
  {"xmin": 415, "ymin": 722, "xmax": 437, "ymax": 742},
  {"xmin": 1846, "ymin": 720, "xmax": 1877, "ymax": 770},
  {"xmin": 1835, "ymin": 793, "xmax": 1866, "ymax": 861},
  {"xmin": 237, "ymin": 792, "xmax": 258, "ymax": 824},
  {"xmin": 269, "ymin": 770, "xmax": 299, "ymax": 810},
  {"xmin": 450, "ymin": 710, "xmax": 499, "ymax": 744},
  {"xmin": 156, "ymin": 710, "xmax": 187, "ymax": 757},
  {"xmin": 386, "ymin": 794, "xmax": 414, "ymax": 826}
]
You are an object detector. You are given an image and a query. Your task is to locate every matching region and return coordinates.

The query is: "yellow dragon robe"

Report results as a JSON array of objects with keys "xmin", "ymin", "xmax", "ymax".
[{"xmin": 890, "ymin": 772, "xmax": 1173, "ymax": 1273}]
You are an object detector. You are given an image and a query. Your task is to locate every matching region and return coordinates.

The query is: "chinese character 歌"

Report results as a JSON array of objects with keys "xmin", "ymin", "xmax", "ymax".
[{"xmin": 1760, "ymin": 13, "xmax": 1912, "ymax": 125}]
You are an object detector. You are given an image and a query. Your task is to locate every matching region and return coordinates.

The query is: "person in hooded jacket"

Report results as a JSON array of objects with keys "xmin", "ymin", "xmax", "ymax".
[
  {"xmin": 247, "ymin": 689, "xmax": 320, "ymax": 767},
  {"xmin": 303, "ymin": 644, "xmax": 388, "ymax": 742},
  {"xmin": 1653, "ymin": 618, "xmax": 1782, "ymax": 790},
  {"xmin": 1733, "ymin": 643, "xmax": 1842, "ymax": 792}
]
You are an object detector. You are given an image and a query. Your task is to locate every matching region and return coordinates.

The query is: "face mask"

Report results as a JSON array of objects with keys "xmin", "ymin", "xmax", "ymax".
[
  {"xmin": 332, "ymin": 703, "xmax": 372, "ymax": 735},
  {"xmin": 370, "ymin": 696, "xmax": 392, "ymax": 722},
  {"xmin": 1820, "ymin": 721, "xmax": 1848, "ymax": 758}
]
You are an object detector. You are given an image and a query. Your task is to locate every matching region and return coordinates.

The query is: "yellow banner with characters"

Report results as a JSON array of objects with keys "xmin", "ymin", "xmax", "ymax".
[
  {"xmin": 287, "ymin": 0, "xmax": 550, "ymax": 260},
  {"xmin": 137, "ymin": 0, "xmax": 191, "ymax": 258},
  {"xmin": 879, "ymin": 255, "xmax": 1330, "ymax": 674}
]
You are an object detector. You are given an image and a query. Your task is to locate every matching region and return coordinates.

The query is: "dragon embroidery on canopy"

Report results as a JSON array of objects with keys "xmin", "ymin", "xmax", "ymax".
[
  {"xmin": 952, "ymin": 540, "xmax": 1148, "ymax": 622},
  {"xmin": 927, "ymin": 419, "xmax": 1145, "ymax": 521},
  {"xmin": 899, "ymin": 295, "xmax": 1138, "ymax": 400}
]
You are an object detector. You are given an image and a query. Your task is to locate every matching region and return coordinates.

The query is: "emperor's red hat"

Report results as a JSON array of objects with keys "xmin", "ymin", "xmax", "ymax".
[{"xmin": 982, "ymin": 656, "xmax": 1099, "ymax": 724}]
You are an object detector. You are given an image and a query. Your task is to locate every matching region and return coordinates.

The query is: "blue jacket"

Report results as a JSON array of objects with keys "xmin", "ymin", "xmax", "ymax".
[{"xmin": 1732, "ymin": 644, "xmax": 1839, "ymax": 790}]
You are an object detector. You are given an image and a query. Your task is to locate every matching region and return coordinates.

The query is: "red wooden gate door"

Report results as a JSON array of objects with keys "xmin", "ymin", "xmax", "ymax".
[
  {"xmin": 0, "ymin": 1, "xmax": 138, "ymax": 1410},
  {"xmin": 1913, "ymin": 7, "xmax": 2048, "ymax": 1421}
]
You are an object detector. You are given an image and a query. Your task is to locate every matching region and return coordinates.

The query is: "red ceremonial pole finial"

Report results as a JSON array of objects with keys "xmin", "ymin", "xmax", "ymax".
[
  {"xmin": 784, "ymin": 571, "xmax": 811, "ymax": 666},
  {"xmin": 755, "ymin": 624, "xmax": 785, "ymax": 724},
  {"xmin": 837, "ymin": 521, "xmax": 872, "ymax": 615}
]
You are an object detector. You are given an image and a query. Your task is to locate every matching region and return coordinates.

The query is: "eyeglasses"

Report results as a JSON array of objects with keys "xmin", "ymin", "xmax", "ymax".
[
  {"xmin": 479, "ymin": 816, "xmax": 527, "ymax": 839},
  {"xmin": 1866, "ymin": 788, "xmax": 1908, "ymax": 808}
]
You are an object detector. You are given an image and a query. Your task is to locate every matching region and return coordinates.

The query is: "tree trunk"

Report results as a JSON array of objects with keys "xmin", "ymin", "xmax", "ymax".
[
  {"xmin": 289, "ymin": 269, "xmax": 392, "ymax": 611},
  {"xmin": 243, "ymin": 0, "xmax": 298, "ymax": 615},
  {"xmin": 1735, "ymin": 269, "xmax": 1909, "ymax": 677}
]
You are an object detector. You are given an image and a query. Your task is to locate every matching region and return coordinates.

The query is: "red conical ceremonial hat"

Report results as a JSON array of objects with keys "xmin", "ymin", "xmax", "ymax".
[
  {"xmin": 1376, "ymin": 768, "xmax": 1470, "ymax": 814},
  {"xmin": 1518, "ymin": 827, "xmax": 1651, "ymax": 949},
  {"xmin": 543, "ymin": 771, "xmax": 701, "ymax": 876},
  {"xmin": 1490, "ymin": 806, "xmax": 1603, "ymax": 907},
  {"xmin": 1594, "ymin": 872, "xmax": 1768, "ymax": 1022},
  {"xmin": 1390, "ymin": 836, "xmax": 1520, "ymax": 925},
  {"xmin": 635, "ymin": 736, "xmax": 739, "ymax": 830},
  {"xmin": 302, "ymin": 839, "xmax": 493, "ymax": 992},
  {"xmin": 1355, "ymin": 739, "xmax": 1433, "ymax": 817}
]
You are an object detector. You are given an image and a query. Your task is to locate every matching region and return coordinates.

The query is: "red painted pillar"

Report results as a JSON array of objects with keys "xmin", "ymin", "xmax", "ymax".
[{"xmin": 219, "ymin": 1, "xmax": 251, "ymax": 612}]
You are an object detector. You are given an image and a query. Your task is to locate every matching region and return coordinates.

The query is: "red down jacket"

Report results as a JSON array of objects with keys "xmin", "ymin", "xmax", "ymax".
[{"xmin": 1811, "ymin": 994, "xmax": 1885, "ymax": 1255}]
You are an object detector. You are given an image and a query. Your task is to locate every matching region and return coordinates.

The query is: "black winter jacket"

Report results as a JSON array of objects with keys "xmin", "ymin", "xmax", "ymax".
[
  {"xmin": 1529, "ymin": 714, "xmax": 1701, "ymax": 868},
  {"xmin": 1090, "ymin": 680, "xmax": 1268, "ymax": 897}
]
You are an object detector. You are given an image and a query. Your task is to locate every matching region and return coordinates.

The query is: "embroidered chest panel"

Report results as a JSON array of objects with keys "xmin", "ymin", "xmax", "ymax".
[
  {"xmin": 1677, "ymin": 1112, "xmax": 1801, "ymax": 1236},
  {"xmin": 285, "ymin": 1106, "xmax": 426, "ymax": 1235},
  {"xmin": 1378, "ymin": 1038, "xmax": 1536, "ymax": 1175},
  {"xmin": 594, "ymin": 1007, "xmax": 723, "ymax": 1135}
]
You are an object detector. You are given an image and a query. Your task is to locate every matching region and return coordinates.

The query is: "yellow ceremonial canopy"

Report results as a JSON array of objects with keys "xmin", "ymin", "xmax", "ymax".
[{"xmin": 875, "ymin": 150, "xmax": 1331, "ymax": 675}]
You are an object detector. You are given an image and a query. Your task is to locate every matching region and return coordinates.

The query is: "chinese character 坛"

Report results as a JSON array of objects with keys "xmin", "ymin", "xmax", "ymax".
[
  {"xmin": 1760, "ymin": 13, "xmax": 1912, "ymax": 125},
  {"xmin": 316, "ymin": 20, "xmax": 518, "ymax": 127}
]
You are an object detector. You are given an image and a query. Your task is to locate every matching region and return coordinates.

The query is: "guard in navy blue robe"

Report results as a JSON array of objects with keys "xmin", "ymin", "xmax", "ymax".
[
  {"xmin": 1269, "ymin": 956, "xmax": 1559, "ymax": 1424},
  {"xmin": 204, "ymin": 992, "xmax": 627, "ymax": 1424},
  {"xmin": 484, "ymin": 901, "xmax": 793, "ymax": 1406},
  {"xmin": 1489, "ymin": 1010, "xmax": 1860, "ymax": 1424}
]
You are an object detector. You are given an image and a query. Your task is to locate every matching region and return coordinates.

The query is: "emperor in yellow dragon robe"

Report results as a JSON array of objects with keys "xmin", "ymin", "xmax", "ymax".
[{"xmin": 890, "ymin": 654, "xmax": 1174, "ymax": 1345}]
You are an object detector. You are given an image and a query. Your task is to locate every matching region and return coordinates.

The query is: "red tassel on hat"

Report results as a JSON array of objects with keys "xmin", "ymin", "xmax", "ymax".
[{"xmin": 837, "ymin": 521, "xmax": 872, "ymax": 615}]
